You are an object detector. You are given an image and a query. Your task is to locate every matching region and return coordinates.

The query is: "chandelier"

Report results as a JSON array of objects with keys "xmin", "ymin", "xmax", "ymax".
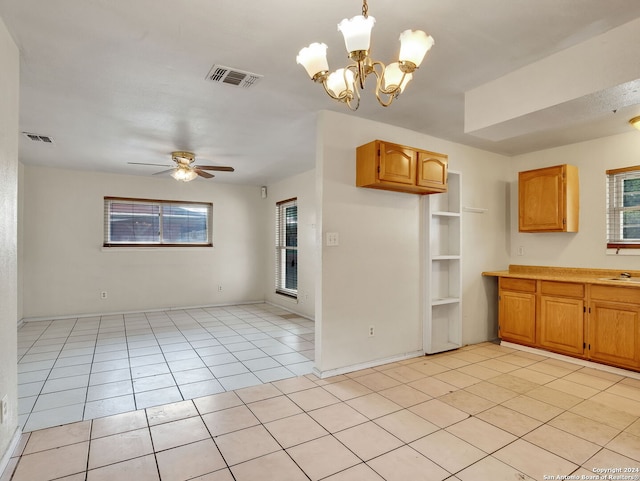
[{"xmin": 296, "ymin": 0, "xmax": 434, "ymax": 111}]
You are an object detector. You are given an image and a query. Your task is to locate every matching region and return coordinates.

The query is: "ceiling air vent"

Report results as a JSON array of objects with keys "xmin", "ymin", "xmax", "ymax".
[
  {"xmin": 205, "ymin": 64, "xmax": 263, "ymax": 89},
  {"xmin": 22, "ymin": 132, "xmax": 53, "ymax": 143}
]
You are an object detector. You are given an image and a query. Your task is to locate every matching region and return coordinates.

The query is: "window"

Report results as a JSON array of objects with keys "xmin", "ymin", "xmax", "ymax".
[
  {"xmin": 606, "ymin": 166, "xmax": 640, "ymax": 249},
  {"xmin": 275, "ymin": 198, "xmax": 298, "ymax": 298},
  {"xmin": 104, "ymin": 197, "xmax": 212, "ymax": 247}
]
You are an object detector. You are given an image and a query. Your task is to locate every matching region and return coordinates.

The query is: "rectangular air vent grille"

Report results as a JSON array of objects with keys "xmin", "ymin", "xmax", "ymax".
[
  {"xmin": 205, "ymin": 64, "xmax": 263, "ymax": 89},
  {"xmin": 23, "ymin": 132, "xmax": 53, "ymax": 143}
]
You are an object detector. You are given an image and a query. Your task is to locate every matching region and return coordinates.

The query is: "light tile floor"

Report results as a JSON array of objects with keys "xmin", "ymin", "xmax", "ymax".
[
  {"xmin": 16, "ymin": 303, "xmax": 315, "ymax": 432},
  {"xmin": 5, "ymin": 341, "xmax": 640, "ymax": 480}
]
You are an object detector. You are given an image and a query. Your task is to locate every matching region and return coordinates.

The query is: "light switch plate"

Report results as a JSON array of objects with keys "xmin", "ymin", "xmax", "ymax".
[{"xmin": 326, "ymin": 232, "xmax": 339, "ymax": 246}]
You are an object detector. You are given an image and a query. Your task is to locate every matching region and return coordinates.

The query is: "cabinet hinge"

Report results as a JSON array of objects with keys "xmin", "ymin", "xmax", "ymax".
[
  {"xmin": 583, "ymin": 342, "xmax": 586, "ymax": 349},
  {"xmin": 377, "ymin": 165, "xmax": 380, "ymax": 173},
  {"xmin": 583, "ymin": 306, "xmax": 586, "ymax": 313}
]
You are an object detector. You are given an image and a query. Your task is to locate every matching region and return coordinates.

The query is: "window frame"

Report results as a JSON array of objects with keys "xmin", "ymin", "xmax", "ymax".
[
  {"xmin": 104, "ymin": 196, "xmax": 213, "ymax": 248},
  {"xmin": 275, "ymin": 197, "xmax": 298, "ymax": 299},
  {"xmin": 606, "ymin": 165, "xmax": 640, "ymax": 250}
]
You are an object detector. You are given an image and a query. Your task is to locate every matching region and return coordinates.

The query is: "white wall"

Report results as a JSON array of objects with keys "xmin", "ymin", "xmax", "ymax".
[
  {"xmin": 315, "ymin": 111, "xmax": 511, "ymax": 373},
  {"xmin": 264, "ymin": 169, "xmax": 316, "ymax": 319},
  {"xmin": 21, "ymin": 166, "xmax": 267, "ymax": 318},
  {"xmin": 509, "ymin": 131, "xmax": 640, "ymax": 269},
  {"xmin": 0, "ymin": 14, "xmax": 19, "ymax": 466}
]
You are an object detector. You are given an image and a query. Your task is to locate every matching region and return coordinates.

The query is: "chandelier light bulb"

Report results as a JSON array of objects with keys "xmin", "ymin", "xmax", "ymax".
[
  {"xmin": 398, "ymin": 30, "xmax": 434, "ymax": 68},
  {"xmin": 382, "ymin": 62, "xmax": 413, "ymax": 93},
  {"xmin": 338, "ymin": 15, "xmax": 375, "ymax": 54},
  {"xmin": 296, "ymin": 42, "xmax": 329, "ymax": 79},
  {"xmin": 326, "ymin": 68, "xmax": 355, "ymax": 98}
]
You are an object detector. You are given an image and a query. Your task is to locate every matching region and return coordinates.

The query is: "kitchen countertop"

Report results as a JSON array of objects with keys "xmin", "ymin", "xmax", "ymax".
[{"xmin": 482, "ymin": 264, "xmax": 640, "ymax": 286}]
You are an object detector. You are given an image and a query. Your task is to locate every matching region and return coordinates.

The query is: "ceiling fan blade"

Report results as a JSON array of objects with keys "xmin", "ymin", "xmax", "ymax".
[
  {"xmin": 153, "ymin": 168, "xmax": 177, "ymax": 176},
  {"xmin": 194, "ymin": 165, "xmax": 235, "ymax": 172},
  {"xmin": 195, "ymin": 169, "xmax": 214, "ymax": 179},
  {"xmin": 128, "ymin": 162, "xmax": 173, "ymax": 167}
]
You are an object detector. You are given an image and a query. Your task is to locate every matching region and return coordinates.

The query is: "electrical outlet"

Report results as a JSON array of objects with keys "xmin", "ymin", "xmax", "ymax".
[
  {"xmin": 100, "ymin": 291, "xmax": 108, "ymax": 299},
  {"xmin": 368, "ymin": 326, "xmax": 375, "ymax": 337},
  {"xmin": 0, "ymin": 395, "xmax": 8, "ymax": 424},
  {"xmin": 517, "ymin": 246, "xmax": 525, "ymax": 256},
  {"xmin": 218, "ymin": 285, "xmax": 223, "ymax": 292}
]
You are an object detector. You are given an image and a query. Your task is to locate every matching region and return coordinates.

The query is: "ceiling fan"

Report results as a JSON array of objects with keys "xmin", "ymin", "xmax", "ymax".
[{"xmin": 128, "ymin": 151, "xmax": 235, "ymax": 182}]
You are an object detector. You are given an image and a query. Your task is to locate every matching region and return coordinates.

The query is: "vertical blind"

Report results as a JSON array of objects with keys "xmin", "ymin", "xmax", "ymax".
[
  {"xmin": 104, "ymin": 197, "xmax": 213, "ymax": 247},
  {"xmin": 606, "ymin": 166, "xmax": 640, "ymax": 248},
  {"xmin": 275, "ymin": 198, "xmax": 298, "ymax": 297}
]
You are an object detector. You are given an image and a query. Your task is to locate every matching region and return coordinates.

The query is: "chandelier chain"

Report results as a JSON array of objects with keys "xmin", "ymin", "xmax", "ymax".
[{"xmin": 362, "ymin": 0, "xmax": 368, "ymax": 18}]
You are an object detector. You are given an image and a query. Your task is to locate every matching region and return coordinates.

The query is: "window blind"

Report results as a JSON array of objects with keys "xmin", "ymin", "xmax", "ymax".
[
  {"xmin": 104, "ymin": 197, "xmax": 213, "ymax": 247},
  {"xmin": 275, "ymin": 198, "xmax": 298, "ymax": 298},
  {"xmin": 606, "ymin": 166, "xmax": 640, "ymax": 249}
]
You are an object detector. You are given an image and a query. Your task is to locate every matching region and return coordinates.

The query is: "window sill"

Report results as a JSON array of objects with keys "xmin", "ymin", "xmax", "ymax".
[
  {"xmin": 607, "ymin": 248, "xmax": 640, "ymax": 256},
  {"xmin": 101, "ymin": 245, "xmax": 214, "ymax": 252}
]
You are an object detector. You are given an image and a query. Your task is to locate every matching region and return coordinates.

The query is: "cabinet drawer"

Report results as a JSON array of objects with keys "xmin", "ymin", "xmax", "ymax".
[
  {"xmin": 590, "ymin": 285, "xmax": 640, "ymax": 303},
  {"xmin": 540, "ymin": 281, "xmax": 584, "ymax": 298},
  {"xmin": 500, "ymin": 277, "xmax": 536, "ymax": 293}
]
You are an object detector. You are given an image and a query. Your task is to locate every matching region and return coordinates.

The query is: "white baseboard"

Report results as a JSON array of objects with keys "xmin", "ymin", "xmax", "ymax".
[
  {"xmin": 313, "ymin": 350, "xmax": 424, "ymax": 379},
  {"xmin": 501, "ymin": 341, "xmax": 640, "ymax": 381},
  {"xmin": 0, "ymin": 427, "xmax": 22, "ymax": 480}
]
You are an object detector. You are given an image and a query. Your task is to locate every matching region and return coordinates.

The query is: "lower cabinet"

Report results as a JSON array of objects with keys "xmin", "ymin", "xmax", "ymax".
[
  {"xmin": 499, "ymin": 278, "xmax": 536, "ymax": 345},
  {"xmin": 538, "ymin": 281, "xmax": 585, "ymax": 356}
]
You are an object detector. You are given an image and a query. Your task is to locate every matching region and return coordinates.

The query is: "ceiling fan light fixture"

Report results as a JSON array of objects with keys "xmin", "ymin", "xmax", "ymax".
[
  {"xmin": 171, "ymin": 167, "xmax": 198, "ymax": 182},
  {"xmin": 629, "ymin": 116, "xmax": 640, "ymax": 131},
  {"xmin": 296, "ymin": 0, "xmax": 434, "ymax": 110}
]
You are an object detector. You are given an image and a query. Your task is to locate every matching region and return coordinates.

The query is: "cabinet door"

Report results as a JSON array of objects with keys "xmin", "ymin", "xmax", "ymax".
[
  {"xmin": 588, "ymin": 300, "xmax": 640, "ymax": 369},
  {"xmin": 519, "ymin": 165, "xmax": 565, "ymax": 231},
  {"xmin": 538, "ymin": 295, "xmax": 584, "ymax": 355},
  {"xmin": 379, "ymin": 142, "xmax": 416, "ymax": 185},
  {"xmin": 499, "ymin": 290, "xmax": 536, "ymax": 344},
  {"xmin": 417, "ymin": 151, "xmax": 447, "ymax": 192}
]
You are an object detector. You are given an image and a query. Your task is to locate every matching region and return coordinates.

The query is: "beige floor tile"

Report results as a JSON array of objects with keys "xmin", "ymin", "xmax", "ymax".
[
  {"xmin": 345, "ymin": 368, "xmax": 378, "ymax": 378},
  {"xmin": 447, "ymin": 351, "xmax": 492, "ymax": 364},
  {"xmin": 12, "ymin": 441, "xmax": 89, "ymax": 481},
  {"xmin": 502, "ymin": 395, "xmax": 564, "ymax": 422},
  {"xmin": 563, "ymin": 371, "xmax": 619, "ymax": 390},
  {"xmin": 549, "ymin": 411, "xmax": 621, "ymax": 446},
  {"xmin": 493, "ymin": 439, "xmax": 578, "ymax": 480},
  {"xmin": 235, "ymin": 383, "xmax": 282, "ymax": 403},
  {"xmin": 146, "ymin": 399, "xmax": 198, "ymax": 426},
  {"xmin": 591, "ymin": 392, "xmax": 640, "ymax": 417},
  {"xmin": 620, "ymin": 377, "xmax": 640, "ymax": 389},
  {"xmin": 378, "ymin": 384, "xmax": 431, "ymax": 407},
  {"xmin": 150, "ymin": 415, "xmax": 210, "ymax": 451},
  {"xmin": 476, "ymin": 405, "xmax": 542, "ymax": 437},
  {"xmin": 366, "ymin": 445, "xmax": 450, "ymax": 481},
  {"xmin": 248, "ymin": 395, "xmax": 303, "ymax": 423},
  {"xmin": 524, "ymin": 385, "xmax": 583, "ymax": 410},
  {"xmin": 579, "ymin": 366, "xmax": 624, "ymax": 382},
  {"xmin": 438, "ymin": 390, "xmax": 496, "ymax": 415},
  {"xmin": 91, "ymin": 409, "xmax": 148, "ymax": 438},
  {"xmin": 469, "ymin": 346, "xmax": 512, "ymax": 359},
  {"xmin": 570, "ymin": 400, "xmax": 637, "ymax": 430},
  {"xmin": 307, "ymin": 402, "xmax": 368, "ymax": 433},
  {"xmin": 53, "ymin": 474, "xmax": 85, "ymax": 481},
  {"xmin": 334, "ymin": 421, "xmax": 403, "ymax": 461},
  {"xmin": 486, "ymin": 373, "xmax": 540, "ymax": 394},
  {"xmin": 445, "ymin": 417, "xmax": 517, "ymax": 453},
  {"xmin": 156, "ymin": 438, "xmax": 226, "ymax": 481},
  {"xmin": 379, "ymin": 365, "xmax": 426, "ymax": 383},
  {"xmin": 545, "ymin": 378, "xmax": 600, "ymax": 399},
  {"xmin": 526, "ymin": 361, "xmax": 573, "ymax": 378},
  {"xmin": 346, "ymin": 392, "xmax": 402, "ymax": 419},
  {"xmin": 190, "ymin": 468, "xmax": 235, "ymax": 481},
  {"xmin": 606, "ymin": 431, "xmax": 640, "ymax": 462},
  {"xmin": 542, "ymin": 358, "xmax": 582, "ymax": 371},
  {"xmin": 455, "ymin": 363, "xmax": 501, "ymax": 381},
  {"xmin": 322, "ymin": 462, "xmax": 385, "ymax": 481},
  {"xmin": 264, "ymin": 413, "xmax": 328, "ymax": 448},
  {"xmin": 606, "ymin": 382, "xmax": 640, "ymax": 402},
  {"xmin": 353, "ymin": 372, "xmax": 402, "ymax": 391},
  {"xmin": 271, "ymin": 376, "xmax": 317, "ymax": 394},
  {"xmin": 409, "ymin": 360, "xmax": 451, "ymax": 377},
  {"xmin": 626, "ymin": 418, "xmax": 640, "ymax": 437},
  {"xmin": 287, "ymin": 386, "xmax": 341, "ymax": 411},
  {"xmin": 193, "ymin": 391, "xmax": 243, "ymax": 415},
  {"xmin": 215, "ymin": 425, "xmax": 281, "ymax": 466},
  {"xmin": 456, "ymin": 455, "xmax": 534, "ymax": 481},
  {"xmin": 24, "ymin": 420, "xmax": 91, "ymax": 454},
  {"xmin": 410, "ymin": 430, "xmax": 485, "ymax": 473},
  {"xmin": 408, "ymin": 377, "xmax": 458, "ymax": 397},
  {"xmin": 86, "ymin": 454, "xmax": 159, "ymax": 481},
  {"xmin": 496, "ymin": 353, "xmax": 539, "ymax": 367},
  {"xmin": 202, "ymin": 405, "xmax": 260, "ymax": 436},
  {"xmin": 429, "ymin": 355, "xmax": 470, "ymax": 369},
  {"xmin": 508, "ymin": 367, "xmax": 557, "ymax": 385},
  {"xmin": 287, "ymin": 435, "xmax": 360, "ymax": 481},
  {"xmin": 523, "ymin": 424, "xmax": 600, "ymax": 464},
  {"xmin": 89, "ymin": 428, "xmax": 153, "ymax": 469},
  {"xmin": 463, "ymin": 381, "xmax": 519, "ymax": 404},
  {"xmin": 475, "ymin": 359, "xmax": 519, "ymax": 373},
  {"xmin": 409, "ymin": 399, "xmax": 469, "ymax": 428},
  {"xmin": 230, "ymin": 451, "xmax": 307, "ymax": 481},
  {"xmin": 433, "ymin": 370, "xmax": 481, "ymax": 389},
  {"xmin": 374, "ymin": 409, "xmax": 439, "ymax": 443},
  {"xmin": 308, "ymin": 374, "xmax": 347, "ymax": 386},
  {"xmin": 583, "ymin": 448, "xmax": 639, "ymax": 473},
  {"xmin": 322, "ymin": 379, "xmax": 373, "ymax": 401}
]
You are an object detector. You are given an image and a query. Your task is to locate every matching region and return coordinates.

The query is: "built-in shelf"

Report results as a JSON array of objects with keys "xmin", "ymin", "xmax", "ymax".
[{"xmin": 423, "ymin": 171, "xmax": 462, "ymax": 354}]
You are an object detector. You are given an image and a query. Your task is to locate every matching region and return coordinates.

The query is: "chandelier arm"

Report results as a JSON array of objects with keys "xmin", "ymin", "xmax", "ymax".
[{"xmin": 346, "ymin": 84, "xmax": 361, "ymax": 111}]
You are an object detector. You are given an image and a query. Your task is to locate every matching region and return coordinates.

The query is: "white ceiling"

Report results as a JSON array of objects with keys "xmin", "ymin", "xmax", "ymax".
[{"xmin": 2, "ymin": 0, "xmax": 640, "ymax": 185}]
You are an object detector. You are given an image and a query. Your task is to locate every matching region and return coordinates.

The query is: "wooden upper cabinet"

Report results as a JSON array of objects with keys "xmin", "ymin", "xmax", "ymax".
[
  {"xmin": 518, "ymin": 164, "xmax": 579, "ymax": 232},
  {"xmin": 356, "ymin": 140, "xmax": 448, "ymax": 195}
]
